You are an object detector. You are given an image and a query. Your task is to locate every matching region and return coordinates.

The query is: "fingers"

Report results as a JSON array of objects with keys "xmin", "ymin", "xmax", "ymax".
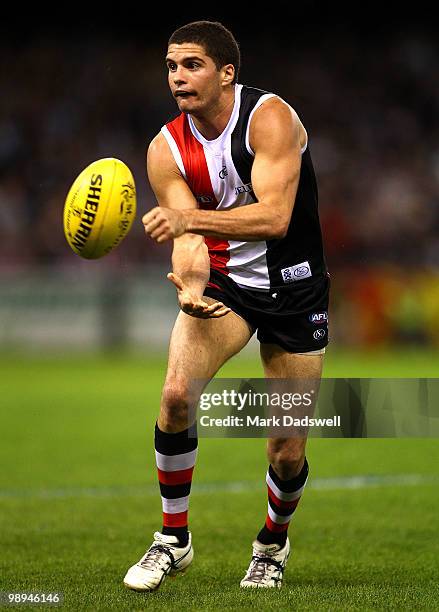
[
  {"xmin": 182, "ymin": 300, "xmax": 232, "ymax": 319},
  {"xmin": 181, "ymin": 300, "xmax": 210, "ymax": 315},
  {"xmin": 142, "ymin": 208, "xmax": 158, "ymax": 224},
  {"xmin": 150, "ymin": 223, "xmax": 170, "ymax": 242},
  {"xmin": 167, "ymin": 272, "xmax": 184, "ymax": 292},
  {"xmin": 143, "ymin": 208, "xmax": 170, "ymax": 242},
  {"xmin": 206, "ymin": 305, "xmax": 232, "ymax": 318},
  {"xmin": 202, "ymin": 301, "xmax": 230, "ymax": 315},
  {"xmin": 142, "ymin": 208, "xmax": 161, "ymax": 233},
  {"xmin": 166, "ymin": 266, "xmax": 232, "ymax": 319},
  {"xmin": 147, "ymin": 220, "xmax": 169, "ymax": 242}
]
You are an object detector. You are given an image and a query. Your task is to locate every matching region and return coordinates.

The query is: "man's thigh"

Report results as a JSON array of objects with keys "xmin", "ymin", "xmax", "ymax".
[
  {"xmin": 260, "ymin": 343, "xmax": 324, "ymax": 379},
  {"xmin": 164, "ymin": 298, "xmax": 253, "ymax": 391},
  {"xmin": 260, "ymin": 343, "xmax": 324, "ymax": 462}
]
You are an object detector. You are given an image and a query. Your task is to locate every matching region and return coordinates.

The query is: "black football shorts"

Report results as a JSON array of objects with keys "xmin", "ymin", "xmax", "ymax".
[{"xmin": 203, "ymin": 268, "xmax": 330, "ymax": 353}]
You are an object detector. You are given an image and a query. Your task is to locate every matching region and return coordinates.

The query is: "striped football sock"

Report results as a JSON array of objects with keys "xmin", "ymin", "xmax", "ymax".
[
  {"xmin": 154, "ymin": 422, "xmax": 198, "ymax": 547},
  {"xmin": 257, "ymin": 458, "xmax": 309, "ymax": 547}
]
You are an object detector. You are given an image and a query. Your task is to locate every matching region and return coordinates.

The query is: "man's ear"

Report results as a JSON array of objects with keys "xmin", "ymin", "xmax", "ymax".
[{"xmin": 221, "ymin": 64, "xmax": 235, "ymax": 86}]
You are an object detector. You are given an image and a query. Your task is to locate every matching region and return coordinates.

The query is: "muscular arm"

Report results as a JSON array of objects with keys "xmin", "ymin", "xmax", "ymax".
[
  {"xmin": 147, "ymin": 133, "xmax": 209, "ymax": 293},
  {"xmin": 144, "ymin": 98, "xmax": 304, "ymax": 242},
  {"xmin": 147, "ymin": 133, "xmax": 229, "ymax": 317}
]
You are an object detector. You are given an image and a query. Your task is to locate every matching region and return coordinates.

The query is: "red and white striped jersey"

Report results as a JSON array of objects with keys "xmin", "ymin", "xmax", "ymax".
[{"xmin": 161, "ymin": 84, "xmax": 327, "ymax": 291}]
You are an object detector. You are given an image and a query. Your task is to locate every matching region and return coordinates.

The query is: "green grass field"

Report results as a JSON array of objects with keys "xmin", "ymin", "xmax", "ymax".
[{"xmin": 1, "ymin": 349, "xmax": 439, "ymax": 610}]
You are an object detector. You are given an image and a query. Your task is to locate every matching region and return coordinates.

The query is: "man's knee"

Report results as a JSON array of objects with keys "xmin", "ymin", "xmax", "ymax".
[
  {"xmin": 159, "ymin": 379, "xmax": 193, "ymax": 431},
  {"xmin": 267, "ymin": 440, "xmax": 306, "ymax": 479}
]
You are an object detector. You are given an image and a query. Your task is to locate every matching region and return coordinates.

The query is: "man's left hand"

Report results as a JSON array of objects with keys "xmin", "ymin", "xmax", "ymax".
[{"xmin": 142, "ymin": 206, "xmax": 187, "ymax": 242}]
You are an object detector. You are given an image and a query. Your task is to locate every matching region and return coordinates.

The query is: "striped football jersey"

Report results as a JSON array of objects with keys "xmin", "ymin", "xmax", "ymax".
[{"xmin": 161, "ymin": 84, "xmax": 327, "ymax": 291}]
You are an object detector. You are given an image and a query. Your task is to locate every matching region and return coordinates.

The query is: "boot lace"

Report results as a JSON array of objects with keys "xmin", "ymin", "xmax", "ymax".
[
  {"xmin": 246, "ymin": 555, "xmax": 283, "ymax": 583},
  {"xmin": 139, "ymin": 544, "xmax": 175, "ymax": 571}
]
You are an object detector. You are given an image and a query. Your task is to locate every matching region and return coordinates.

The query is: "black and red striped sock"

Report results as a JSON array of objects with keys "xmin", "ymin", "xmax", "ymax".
[
  {"xmin": 154, "ymin": 423, "xmax": 198, "ymax": 547},
  {"xmin": 257, "ymin": 458, "xmax": 309, "ymax": 547}
]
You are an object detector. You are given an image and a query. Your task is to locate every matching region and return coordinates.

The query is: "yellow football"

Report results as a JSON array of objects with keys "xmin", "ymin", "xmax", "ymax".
[{"xmin": 63, "ymin": 158, "xmax": 136, "ymax": 259}]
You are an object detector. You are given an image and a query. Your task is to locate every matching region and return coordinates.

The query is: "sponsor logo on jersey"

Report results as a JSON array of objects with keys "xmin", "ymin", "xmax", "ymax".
[
  {"xmin": 219, "ymin": 166, "xmax": 228, "ymax": 179},
  {"xmin": 281, "ymin": 261, "xmax": 312, "ymax": 283},
  {"xmin": 313, "ymin": 329, "xmax": 326, "ymax": 340},
  {"xmin": 235, "ymin": 182, "xmax": 253, "ymax": 195},
  {"xmin": 309, "ymin": 311, "xmax": 328, "ymax": 324}
]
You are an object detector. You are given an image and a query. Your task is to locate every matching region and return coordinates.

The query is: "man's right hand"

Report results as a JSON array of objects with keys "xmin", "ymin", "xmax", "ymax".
[{"xmin": 167, "ymin": 272, "xmax": 231, "ymax": 319}]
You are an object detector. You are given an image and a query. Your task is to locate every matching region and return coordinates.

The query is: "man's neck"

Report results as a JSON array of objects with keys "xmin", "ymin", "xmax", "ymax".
[{"xmin": 190, "ymin": 86, "xmax": 236, "ymax": 140}]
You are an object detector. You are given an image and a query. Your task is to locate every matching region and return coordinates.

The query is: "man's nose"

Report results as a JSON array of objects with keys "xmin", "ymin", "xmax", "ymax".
[{"xmin": 173, "ymin": 67, "xmax": 187, "ymax": 85}]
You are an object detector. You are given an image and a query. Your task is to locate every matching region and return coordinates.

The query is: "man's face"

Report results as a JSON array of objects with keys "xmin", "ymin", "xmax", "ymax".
[{"xmin": 166, "ymin": 43, "xmax": 225, "ymax": 114}]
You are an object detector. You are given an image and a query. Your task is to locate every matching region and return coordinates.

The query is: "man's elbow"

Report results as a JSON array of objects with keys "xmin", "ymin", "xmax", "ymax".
[{"xmin": 269, "ymin": 216, "xmax": 290, "ymax": 240}]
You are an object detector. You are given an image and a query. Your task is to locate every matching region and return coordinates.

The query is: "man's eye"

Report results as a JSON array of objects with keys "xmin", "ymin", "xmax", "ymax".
[{"xmin": 168, "ymin": 63, "xmax": 177, "ymax": 71}]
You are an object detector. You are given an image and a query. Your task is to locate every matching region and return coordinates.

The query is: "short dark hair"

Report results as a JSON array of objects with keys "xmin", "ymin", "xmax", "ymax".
[{"xmin": 168, "ymin": 20, "xmax": 240, "ymax": 84}]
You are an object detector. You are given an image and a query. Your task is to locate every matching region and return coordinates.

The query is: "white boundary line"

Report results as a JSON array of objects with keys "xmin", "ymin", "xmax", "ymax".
[{"xmin": 0, "ymin": 474, "xmax": 438, "ymax": 500}]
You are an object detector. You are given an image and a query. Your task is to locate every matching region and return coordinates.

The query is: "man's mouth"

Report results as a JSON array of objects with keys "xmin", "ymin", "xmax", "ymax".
[{"xmin": 174, "ymin": 90, "xmax": 196, "ymax": 99}]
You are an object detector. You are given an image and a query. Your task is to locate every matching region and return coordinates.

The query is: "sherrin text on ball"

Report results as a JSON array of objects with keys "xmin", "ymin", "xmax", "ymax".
[{"xmin": 64, "ymin": 158, "xmax": 136, "ymax": 259}]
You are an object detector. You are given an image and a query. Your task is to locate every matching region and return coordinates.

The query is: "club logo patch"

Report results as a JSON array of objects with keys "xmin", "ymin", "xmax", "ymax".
[
  {"xmin": 313, "ymin": 329, "xmax": 326, "ymax": 340},
  {"xmin": 309, "ymin": 311, "xmax": 328, "ymax": 324},
  {"xmin": 219, "ymin": 166, "xmax": 228, "ymax": 179},
  {"xmin": 281, "ymin": 261, "xmax": 312, "ymax": 283}
]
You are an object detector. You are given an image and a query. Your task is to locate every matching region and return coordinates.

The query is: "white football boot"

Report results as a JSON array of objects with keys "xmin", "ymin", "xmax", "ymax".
[
  {"xmin": 123, "ymin": 531, "xmax": 193, "ymax": 592},
  {"xmin": 240, "ymin": 538, "xmax": 290, "ymax": 588}
]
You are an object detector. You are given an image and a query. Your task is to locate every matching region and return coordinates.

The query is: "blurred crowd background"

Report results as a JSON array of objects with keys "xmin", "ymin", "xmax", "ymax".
[{"xmin": 1, "ymin": 6, "xmax": 438, "ymax": 351}]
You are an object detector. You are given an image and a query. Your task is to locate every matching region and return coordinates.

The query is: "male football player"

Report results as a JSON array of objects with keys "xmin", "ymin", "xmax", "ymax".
[{"xmin": 124, "ymin": 20, "xmax": 329, "ymax": 591}]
